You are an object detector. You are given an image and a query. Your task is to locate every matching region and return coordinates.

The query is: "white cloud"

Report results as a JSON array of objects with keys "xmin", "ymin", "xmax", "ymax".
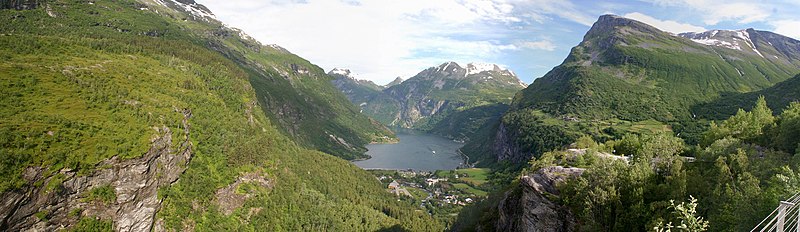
[
  {"xmin": 508, "ymin": 0, "xmax": 595, "ymax": 26},
  {"xmin": 771, "ymin": 20, "xmax": 800, "ymax": 40},
  {"xmin": 646, "ymin": 0, "xmax": 770, "ymax": 25},
  {"xmin": 199, "ymin": 0, "xmax": 529, "ymax": 84},
  {"xmin": 516, "ymin": 40, "xmax": 556, "ymax": 51},
  {"xmin": 623, "ymin": 12, "xmax": 706, "ymax": 33}
]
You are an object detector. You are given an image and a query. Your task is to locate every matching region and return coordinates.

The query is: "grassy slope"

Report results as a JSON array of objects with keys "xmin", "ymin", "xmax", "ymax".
[
  {"xmin": 241, "ymin": 49, "xmax": 396, "ymax": 159},
  {"xmin": 0, "ymin": 1, "xmax": 439, "ymax": 230},
  {"xmin": 477, "ymin": 17, "xmax": 800, "ymax": 164},
  {"xmin": 696, "ymin": 73, "xmax": 800, "ymax": 119}
]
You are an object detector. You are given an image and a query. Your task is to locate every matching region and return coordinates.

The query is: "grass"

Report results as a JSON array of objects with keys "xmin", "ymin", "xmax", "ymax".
[
  {"xmin": 496, "ymin": 22, "xmax": 800, "ymax": 160},
  {"xmin": 451, "ymin": 183, "xmax": 488, "ymax": 197},
  {"xmin": 407, "ymin": 187, "xmax": 429, "ymax": 201},
  {"xmin": 84, "ymin": 185, "xmax": 116, "ymax": 204},
  {"xmin": 0, "ymin": 1, "xmax": 440, "ymax": 231},
  {"xmin": 453, "ymin": 168, "xmax": 490, "ymax": 186}
]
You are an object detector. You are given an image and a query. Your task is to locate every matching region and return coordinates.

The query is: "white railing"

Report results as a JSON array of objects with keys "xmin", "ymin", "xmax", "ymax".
[{"xmin": 752, "ymin": 192, "xmax": 800, "ymax": 232}]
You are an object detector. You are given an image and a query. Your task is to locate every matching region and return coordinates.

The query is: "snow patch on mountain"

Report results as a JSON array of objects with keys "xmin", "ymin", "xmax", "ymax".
[
  {"xmin": 680, "ymin": 29, "xmax": 764, "ymax": 58},
  {"xmin": 466, "ymin": 62, "xmax": 501, "ymax": 75},
  {"xmin": 330, "ymin": 68, "xmax": 351, "ymax": 76},
  {"xmin": 329, "ymin": 68, "xmax": 364, "ymax": 80},
  {"xmin": 172, "ymin": 0, "xmax": 215, "ymax": 20}
]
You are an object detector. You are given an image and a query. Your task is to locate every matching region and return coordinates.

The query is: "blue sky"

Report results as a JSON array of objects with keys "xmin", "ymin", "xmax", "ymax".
[{"xmin": 200, "ymin": 0, "xmax": 800, "ymax": 85}]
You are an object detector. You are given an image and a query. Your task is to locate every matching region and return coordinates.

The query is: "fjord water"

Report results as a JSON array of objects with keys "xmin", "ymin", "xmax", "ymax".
[{"xmin": 353, "ymin": 129, "xmax": 464, "ymax": 171}]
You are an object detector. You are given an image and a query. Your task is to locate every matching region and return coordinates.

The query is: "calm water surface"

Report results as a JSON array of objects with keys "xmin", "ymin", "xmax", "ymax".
[{"xmin": 353, "ymin": 130, "xmax": 464, "ymax": 171}]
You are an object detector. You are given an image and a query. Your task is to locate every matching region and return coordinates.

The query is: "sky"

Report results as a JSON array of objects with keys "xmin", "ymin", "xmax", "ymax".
[{"xmin": 199, "ymin": 0, "xmax": 800, "ymax": 85}]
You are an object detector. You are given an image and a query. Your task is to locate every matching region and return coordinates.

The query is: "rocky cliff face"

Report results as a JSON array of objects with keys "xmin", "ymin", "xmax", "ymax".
[
  {"xmin": 0, "ymin": 110, "xmax": 193, "ymax": 232},
  {"xmin": 495, "ymin": 166, "xmax": 583, "ymax": 232},
  {"xmin": 492, "ymin": 122, "xmax": 528, "ymax": 163}
]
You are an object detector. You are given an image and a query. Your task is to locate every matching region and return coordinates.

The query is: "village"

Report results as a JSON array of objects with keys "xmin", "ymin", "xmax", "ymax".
[{"xmin": 368, "ymin": 168, "xmax": 490, "ymax": 221}]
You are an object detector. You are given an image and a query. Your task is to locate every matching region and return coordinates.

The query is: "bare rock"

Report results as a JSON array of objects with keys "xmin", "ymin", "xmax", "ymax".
[
  {"xmin": 214, "ymin": 171, "xmax": 272, "ymax": 216},
  {"xmin": 495, "ymin": 166, "xmax": 584, "ymax": 232},
  {"xmin": 0, "ymin": 109, "xmax": 194, "ymax": 232}
]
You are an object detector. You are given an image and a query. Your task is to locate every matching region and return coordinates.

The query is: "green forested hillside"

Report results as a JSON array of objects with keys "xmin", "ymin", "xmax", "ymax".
[
  {"xmin": 697, "ymin": 73, "xmax": 800, "ymax": 119},
  {"xmin": 329, "ymin": 68, "xmax": 385, "ymax": 105},
  {"xmin": 0, "ymin": 0, "xmax": 437, "ymax": 230},
  {"xmin": 478, "ymin": 14, "xmax": 800, "ymax": 165},
  {"xmin": 457, "ymin": 97, "xmax": 800, "ymax": 231}
]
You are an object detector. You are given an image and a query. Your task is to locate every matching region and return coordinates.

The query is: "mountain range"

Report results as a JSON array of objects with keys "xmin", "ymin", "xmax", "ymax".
[
  {"xmin": 3, "ymin": 0, "xmax": 800, "ymax": 230},
  {"xmin": 330, "ymin": 62, "xmax": 526, "ymax": 142}
]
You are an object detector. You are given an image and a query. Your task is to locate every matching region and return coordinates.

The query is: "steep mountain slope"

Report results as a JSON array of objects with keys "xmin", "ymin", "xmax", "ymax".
[
  {"xmin": 245, "ymin": 53, "xmax": 395, "ymax": 160},
  {"xmin": 332, "ymin": 62, "xmax": 526, "ymax": 143},
  {"xmin": 487, "ymin": 14, "xmax": 800, "ymax": 164},
  {"xmin": 696, "ymin": 73, "xmax": 800, "ymax": 119},
  {"xmin": 0, "ymin": 0, "xmax": 438, "ymax": 231},
  {"xmin": 385, "ymin": 76, "xmax": 404, "ymax": 88},
  {"xmin": 381, "ymin": 62, "xmax": 526, "ymax": 128},
  {"xmin": 329, "ymin": 68, "xmax": 384, "ymax": 106}
]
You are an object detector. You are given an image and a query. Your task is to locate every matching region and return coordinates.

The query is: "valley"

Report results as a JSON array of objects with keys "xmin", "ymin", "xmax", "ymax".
[
  {"xmin": 1, "ymin": 0, "xmax": 799, "ymax": 231},
  {"xmin": 353, "ymin": 129, "xmax": 466, "ymax": 171}
]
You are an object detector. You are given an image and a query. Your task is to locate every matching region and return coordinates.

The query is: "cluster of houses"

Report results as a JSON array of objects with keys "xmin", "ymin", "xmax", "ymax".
[
  {"xmin": 441, "ymin": 194, "xmax": 473, "ymax": 206},
  {"xmin": 379, "ymin": 173, "xmax": 477, "ymax": 208},
  {"xmin": 425, "ymin": 177, "xmax": 447, "ymax": 186},
  {"xmin": 387, "ymin": 180, "xmax": 411, "ymax": 197}
]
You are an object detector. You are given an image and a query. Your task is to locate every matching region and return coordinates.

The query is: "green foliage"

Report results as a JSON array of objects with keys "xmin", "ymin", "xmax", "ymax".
[
  {"xmin": 696, "ymin": 74, "xmax": 800, "ymax": 119},
  {"xmin": 84, "ymin": 185, "xmax": 116, "ymax": 204},
  {"xmin": 45, "ymin": 173, "xmax": 66, "ymax": 193},
  {"xmin": 71, "ymin": 217, "xmax": 113, "ymax": 232},
  {"xmin": 34, "ymin": 210, "xmax": 49, "ymax": 221},
  {"xmin": 0, "ymin": 1, "xmax": 438, "ymax": 230},
  {"xmin": 511, "ymin": 22, "xmax": 800, "ymax": 147},
  {"xmin": 429, "ymin": 103, "xmax": 509, "ymax": 142},
  {"xmin": 500, "ymin": 109, "xmax": 582, "ymax": 162},
  {"xmin": 653, "ymin": 196, "xmax": 709, "ymax": 232},
  {"xmin": 702, "ymin": 96, "xmax": 774, "ymax": 146},
  {"xmin": 574, "ymin": 135, "xmax": 598, "ymax": 149},
  {"xmin": 769, "ymin": 102, "xmax": 800, "ymax": 154},
  {"xmin": 550, "ymin": 98, "xmax": 800, "ymax": 231}
]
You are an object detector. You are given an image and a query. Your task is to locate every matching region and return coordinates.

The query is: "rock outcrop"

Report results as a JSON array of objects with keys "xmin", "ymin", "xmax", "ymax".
[
  {"xmin": 496, "ymin": 166, "xmax": 584, "ymax": 232},
  {"xmin": 0, "ymin": 109, "xmax": 193, "ymax": 232},
  {"xmin": 1, "ymin": 0, "xmax": 42, "ymax": 10},
  {"xmin": 492, "ymin": 122, "xmax": 529, "ymax": 163}
]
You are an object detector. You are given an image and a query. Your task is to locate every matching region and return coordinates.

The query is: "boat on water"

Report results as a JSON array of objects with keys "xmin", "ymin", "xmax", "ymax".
[{"xmin": 432, "ymin": 150, "xmax": 436, "ymax": 154}]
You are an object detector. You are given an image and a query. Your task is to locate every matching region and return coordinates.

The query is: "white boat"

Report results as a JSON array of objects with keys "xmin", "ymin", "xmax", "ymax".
[{"xmin": 432, "ymin": 150, "xmax": 436, "ymax": 154}]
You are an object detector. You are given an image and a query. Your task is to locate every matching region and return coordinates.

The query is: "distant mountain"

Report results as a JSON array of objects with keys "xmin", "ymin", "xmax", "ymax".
[
  {"xmin": 485, "ymin": 14, "xmax": 800, "ymax": 163},
  {"xmin": 329, "ymin": 68, "xmax": 384, "ymax": 105},
  {"xmin": 385, "ymin": 77, "xmax": 404, "ymax": 88},
  {"xmin": 332, "ymin": 62, "xmax": 527, "ymax": 141},
  {"xmin": 377, "ymin": 61, "xmax": 525, "ymax": 127},
  {"xmin": 0, "ymin": 0, "xmax": 438, "ymax": 231}
]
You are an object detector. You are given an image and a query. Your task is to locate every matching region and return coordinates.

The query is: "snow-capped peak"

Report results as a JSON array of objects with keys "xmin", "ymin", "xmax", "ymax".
[
  {"xmin": 466, "ymin": 62, "xmax": 503, "ymax": 75},
  {"xmin": 330, "ymin": 68, "xmax": 351, "ymax": 76},
  {"xmin": 328, "ymin": 68, "xmax": 361, "ymax": 79}
]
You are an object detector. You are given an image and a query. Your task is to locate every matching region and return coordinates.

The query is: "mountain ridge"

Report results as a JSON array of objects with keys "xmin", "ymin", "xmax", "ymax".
[
  {"xmin": 479, "ymin": 14, "xmax": 800, "ymax": 164},
  {"xmin": 0, "ymin": 0, "xmax": 439, "ymax": 230}
]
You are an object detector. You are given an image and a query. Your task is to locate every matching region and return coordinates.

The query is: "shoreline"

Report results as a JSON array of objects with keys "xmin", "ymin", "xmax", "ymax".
[{"xmin": 456, "ymin": 149, "xmax": 474, "ymax": 169}]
